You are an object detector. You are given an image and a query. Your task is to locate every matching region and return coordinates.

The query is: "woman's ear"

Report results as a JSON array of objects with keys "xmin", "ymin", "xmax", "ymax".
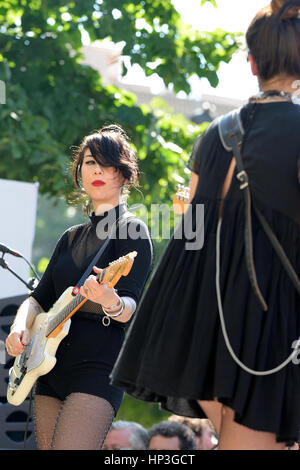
[
  {"xmin": 120, "ymin": 174, "xmax": 128, "ymax": 187},
  {"xmin": 248, "ymin": 53, "xmax": 259, "ymax": 77}
]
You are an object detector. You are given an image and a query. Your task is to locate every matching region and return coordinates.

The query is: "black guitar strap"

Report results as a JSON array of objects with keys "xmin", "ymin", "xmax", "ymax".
[
  {"xmin": 74, "ymin": 207, "xmax": 135, "ymax": 292},
  {"xmin": 218, "ymin": 109, "xmax": 300, "ymax": 309}
]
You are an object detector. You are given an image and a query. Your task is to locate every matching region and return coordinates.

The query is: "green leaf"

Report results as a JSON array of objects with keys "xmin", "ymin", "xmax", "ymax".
[{"xmin": 37, "ymin": 257, "xmax": 50, "ymax": 274}]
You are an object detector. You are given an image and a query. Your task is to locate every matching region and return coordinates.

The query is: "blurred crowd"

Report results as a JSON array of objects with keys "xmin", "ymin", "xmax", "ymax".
[
  {"xmin": 103, "ymin": 415, "xmax": 300, "ymax": 451},
  {"xmin": 103, "ymin": 415, "xmax": 219, "ymax": 450}
]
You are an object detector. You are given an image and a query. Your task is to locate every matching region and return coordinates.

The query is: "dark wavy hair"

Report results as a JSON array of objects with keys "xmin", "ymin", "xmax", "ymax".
[
  {"xmin": 148, "ymin": 421, "xmax": 196, "ymax": 451},
  {"xmin": 69, "ymin": 124, "xmax": 139, "ymax": 212},
  {"xmin": 246, "ymin": 0, "xmax": 300, "ymax": 82}
]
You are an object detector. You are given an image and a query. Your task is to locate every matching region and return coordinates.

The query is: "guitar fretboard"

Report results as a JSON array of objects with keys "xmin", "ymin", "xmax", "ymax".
[
  {"xmin": 46, "ymin": 292, "xmax": 86, "ymax": 337},
  {"xmin": 45, "ymin": 269, "xmax": 107, "ymax": 336}
]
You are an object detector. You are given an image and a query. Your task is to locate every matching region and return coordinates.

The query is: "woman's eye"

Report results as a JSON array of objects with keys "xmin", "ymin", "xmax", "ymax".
[{"xmin": 85, "ymin": 160, "xmax": 95, "ymax": 165}]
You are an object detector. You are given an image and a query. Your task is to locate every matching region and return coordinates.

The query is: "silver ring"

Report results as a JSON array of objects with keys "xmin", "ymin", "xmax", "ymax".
[
  {"xmin": 7, "ymin": 345, "xmax": 12, "ymax": 351},
  {"xmin": 102, "ymin": 316, "xmax": 111, "ymax": 327}
]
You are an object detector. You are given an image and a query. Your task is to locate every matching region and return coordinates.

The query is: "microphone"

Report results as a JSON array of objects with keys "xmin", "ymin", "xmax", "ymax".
[{"xmin": 0, "ymin": 243, "xmax": 22, "ymax": 258}]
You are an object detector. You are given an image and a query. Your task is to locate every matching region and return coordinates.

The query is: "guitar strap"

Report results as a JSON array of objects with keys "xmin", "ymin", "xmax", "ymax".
[
  {"xmin": 74, "ymin": 207, "xmax": 135, "ymax": 292},
  {"xmin": 218, "ymin": 108, "xmax": 300, "ymax": 307},
  {"xmin": 214, "ymin": 109, "xmax": 300, "ymax": 376}
]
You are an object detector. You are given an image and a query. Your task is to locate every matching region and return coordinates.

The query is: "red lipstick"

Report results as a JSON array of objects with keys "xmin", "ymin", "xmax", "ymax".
[{"xmin": 92, "ymin": 180, "xmax": 105, "ymax": 187}]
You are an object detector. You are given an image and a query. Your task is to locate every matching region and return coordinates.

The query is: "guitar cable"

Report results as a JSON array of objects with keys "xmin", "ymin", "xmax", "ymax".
[
  {"xmin": 21, "ymin": 256, "xmax": 40, "ymax": 282},
  {"xmin": 22, "ymin": 389, "xmax": 34, "ymax": 450},
  {"xmin": 216, "ymin": 218, "xmax": 300, "ymax": 376}
]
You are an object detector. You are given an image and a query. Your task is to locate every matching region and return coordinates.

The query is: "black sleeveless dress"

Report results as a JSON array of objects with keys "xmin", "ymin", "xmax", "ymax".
[{"xmin": 111, "ymin": 102, "xmax": 300, "ymax": 443}]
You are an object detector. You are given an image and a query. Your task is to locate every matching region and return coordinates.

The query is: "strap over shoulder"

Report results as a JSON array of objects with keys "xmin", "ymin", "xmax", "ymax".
[
  {"xmin": 75, "ymin": 206, "xmax": 136, "ymax": 289},
  {"xmin": 218, "ymin": 108, "xmax": 249, "ymax": 191},
  {"xmin": 217, "ymin": 108, "xmax": 244, "ymax": 152},
  {"xmin": 217, "ymin": 108, "xmax": 268, "ymax": 311}
]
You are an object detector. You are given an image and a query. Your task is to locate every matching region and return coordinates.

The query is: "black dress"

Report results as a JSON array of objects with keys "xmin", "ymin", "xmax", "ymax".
[
  {"xmin": 111, "ymin": 102, "xmax": 300, "ymax": 443},
  {"xmin": 31, "ymin": 203, "xmax": 153, "ymax": 415}
]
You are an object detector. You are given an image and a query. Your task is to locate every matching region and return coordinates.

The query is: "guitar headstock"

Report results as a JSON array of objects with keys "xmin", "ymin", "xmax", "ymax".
[
  {"xmin": 97, "ymin": 251, "xmax": 137, "ymax": 288},
  {"xmin": 173, "ymin": 184, "xmax": 190, "ymax": 215}
]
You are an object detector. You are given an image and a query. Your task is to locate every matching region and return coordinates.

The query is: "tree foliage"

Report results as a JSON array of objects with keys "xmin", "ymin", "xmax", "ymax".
[
  {"xmin": 0, "ymin": 0, "xmax": 239, "ymax": 199},
  {"xmin": 0, "ymin": 0, "xmax": 241, "ymax": 427}
]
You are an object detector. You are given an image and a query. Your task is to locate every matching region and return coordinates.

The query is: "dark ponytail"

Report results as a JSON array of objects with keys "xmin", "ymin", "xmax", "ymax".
[
  {"xmin": 272, "ymin": 0, "xmax": 300, "ymax": 19},
  {"xmin": 246, "ymin": 0, "xmax": 300, "ymax": 81}
]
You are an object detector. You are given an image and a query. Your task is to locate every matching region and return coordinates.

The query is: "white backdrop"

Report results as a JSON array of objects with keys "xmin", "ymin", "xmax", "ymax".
[{"xmin": 0, "ymin": 179, "xmax": 39, "ymax": 299}]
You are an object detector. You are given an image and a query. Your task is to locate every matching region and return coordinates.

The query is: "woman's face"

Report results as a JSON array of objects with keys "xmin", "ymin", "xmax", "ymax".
[{"xmin": 80, "ymin": 148, "xmax": 124, "ymax": 211}]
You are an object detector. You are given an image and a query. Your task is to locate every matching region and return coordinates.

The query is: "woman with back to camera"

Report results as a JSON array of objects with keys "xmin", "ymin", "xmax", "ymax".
[
  {"xmin": 5, "ymin": 124, "xmax": 153, "ymax": 450},
  {"xmin": 111, "ymin": 1, "xmax": 300, "ymax": 450}
]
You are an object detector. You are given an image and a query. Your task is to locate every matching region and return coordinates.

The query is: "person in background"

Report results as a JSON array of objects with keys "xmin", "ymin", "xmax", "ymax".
[
  {"xmin": 148, "ymin": 421, "xmax": 196, "ymax": 451},
  {"xmin": 103, "ymin": 420, "xmax": 149, "ymax": 450},
  {"xmin": 168, "ymin": 415, "xmax": 218, "ymax": 450},
  {"xmin": 285, "ymin": 442, "xmax": 299, "ymax": 450}
]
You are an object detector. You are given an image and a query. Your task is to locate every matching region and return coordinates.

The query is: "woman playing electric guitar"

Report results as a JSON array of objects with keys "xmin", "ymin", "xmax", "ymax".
[{"xmin": 5, "ymin": 125, "xmax": 153, "ymax": 450}]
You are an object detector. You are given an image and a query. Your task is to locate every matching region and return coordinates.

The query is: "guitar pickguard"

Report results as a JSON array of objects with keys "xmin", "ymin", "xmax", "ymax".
[{"xmin": 26, "ymin": 323, "xmax": 47, "ymax": 371}]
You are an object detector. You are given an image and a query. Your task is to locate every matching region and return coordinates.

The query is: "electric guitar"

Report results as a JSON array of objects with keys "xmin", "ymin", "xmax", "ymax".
[
  {"xmin": 7, "ymin": 251, "xmax": 137, "ymax": 406},
  {"xmin": 173, "ymin": 184, "xmax": 190, "ymax": 215}
]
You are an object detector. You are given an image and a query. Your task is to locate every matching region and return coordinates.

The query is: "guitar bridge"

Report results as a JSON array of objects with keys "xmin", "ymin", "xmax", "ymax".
[
  {"xmin": 8, "ymin": 382, "xmax": 17, "ymax": 392},
  {"xmin": 8, "ymin": 369, "xmax": 18, "ymax": 393}
]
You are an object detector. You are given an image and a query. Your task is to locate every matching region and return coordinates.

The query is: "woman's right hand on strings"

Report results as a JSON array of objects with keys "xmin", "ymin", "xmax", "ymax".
[
  {"xmin": 5, "ymin": 324, "xmax": 30, "ymax": 357},
  {"xmin": 5, "ymin": 296, "xmax": 41, "ymax": 357}
]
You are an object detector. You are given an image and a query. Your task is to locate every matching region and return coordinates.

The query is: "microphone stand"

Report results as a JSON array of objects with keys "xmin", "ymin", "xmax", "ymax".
[
  {"xmin": 0, "ymin": 252, "xmax": 37, "ymax": 450},
  {"xmin": 0, "ymin": 254, "xmax": 36, "ymax": 291}
]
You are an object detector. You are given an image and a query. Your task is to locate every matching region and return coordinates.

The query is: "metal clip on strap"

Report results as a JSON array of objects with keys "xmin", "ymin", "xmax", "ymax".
[{"xmin": 236, "ymin": 171, "xmax": 249, "ymax": 190}]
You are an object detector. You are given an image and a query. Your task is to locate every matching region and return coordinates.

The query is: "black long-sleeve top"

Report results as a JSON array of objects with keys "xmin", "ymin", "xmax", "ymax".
[{"xmin": 31, "ymin": 204, "xmax": 153, "ymax": 321}]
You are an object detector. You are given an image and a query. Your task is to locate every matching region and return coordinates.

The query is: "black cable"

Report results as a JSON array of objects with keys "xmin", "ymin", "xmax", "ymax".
[
  {"xmin": 22, "ymin": 389, "xmax": 34, "ymax": 450},
  {"xmin": 20, "ymin": 256, "xmax": 40, "ymax": 282}
]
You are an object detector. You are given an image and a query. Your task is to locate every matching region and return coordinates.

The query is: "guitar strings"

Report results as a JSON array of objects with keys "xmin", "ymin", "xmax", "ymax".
[{"xmin": 46, "ymin": 293, "xmax": 85, "ymax": 336}]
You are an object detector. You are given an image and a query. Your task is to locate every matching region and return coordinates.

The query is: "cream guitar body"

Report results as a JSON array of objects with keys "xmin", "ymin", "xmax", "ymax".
[
  {"xmin": 7, "ymin": 288, "xmax": 73, "ymax": 406},
  {"xmin": 7, "ymin": 252, "xmax": 137, "ymax": 406}
]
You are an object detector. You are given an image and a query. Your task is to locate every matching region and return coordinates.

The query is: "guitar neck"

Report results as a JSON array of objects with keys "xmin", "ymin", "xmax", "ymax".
[
  {"xmin": 46, "ymin": 293, "xmax": 87, "ymax": 337},
  {"xmin": 46, "ymin": 269, "xmax": 106, "ymax": 337},
  {"xmin": 45, "ymin": 251, "xmax": 136, "ymax": 338}
]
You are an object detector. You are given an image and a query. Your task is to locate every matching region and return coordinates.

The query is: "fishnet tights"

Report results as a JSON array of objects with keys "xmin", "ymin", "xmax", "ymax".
[{"xmin": 34, "ymin": 393, "xmax": 115, "ymax": 450}]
